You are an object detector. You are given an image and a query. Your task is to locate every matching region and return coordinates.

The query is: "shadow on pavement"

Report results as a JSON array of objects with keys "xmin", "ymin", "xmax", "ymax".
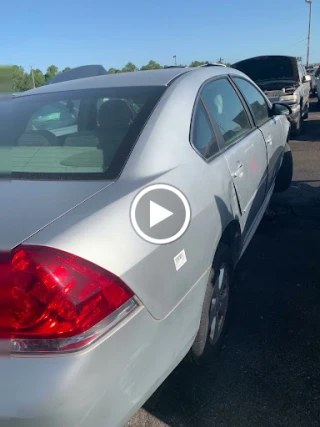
[
  {"xmin": 134, "ymin": 182, "xmax": 320, "ymax": 427},
  {"xmin": 292, "ymin": 98, "xmax": 320, "ymax": 143}
]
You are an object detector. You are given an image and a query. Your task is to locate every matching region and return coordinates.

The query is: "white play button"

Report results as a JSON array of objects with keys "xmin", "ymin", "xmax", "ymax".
[
  {"xmin": 130, "ymin": 184, "xmax": 191, "ymax": 245},
  {"xmin": 149, "ymin": 200, "xmax": 173, "ymax": 228}
]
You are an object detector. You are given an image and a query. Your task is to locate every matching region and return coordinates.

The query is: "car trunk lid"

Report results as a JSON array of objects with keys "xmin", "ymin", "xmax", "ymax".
[{"xmin": 0, "ymin": 180, "xmax": 112, "ymax": 251}]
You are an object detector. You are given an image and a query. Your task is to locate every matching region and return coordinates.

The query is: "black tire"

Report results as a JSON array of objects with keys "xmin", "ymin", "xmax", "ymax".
[
  {"xmin": 187, "ymin": 244, "xmax": 233, "ymax": 365},
  {"xmin": 274, "ymin": 143, "xmax": 293, "ymax": 193}
]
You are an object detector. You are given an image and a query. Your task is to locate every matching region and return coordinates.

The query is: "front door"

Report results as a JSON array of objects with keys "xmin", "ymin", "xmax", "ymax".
[
  {"xmin": 258, "ymin": 116, "xmax": 285, "ymax": 189},
  {"xmin": 232, "ymin": 77, "xmax": 284, "ymax": 191}
]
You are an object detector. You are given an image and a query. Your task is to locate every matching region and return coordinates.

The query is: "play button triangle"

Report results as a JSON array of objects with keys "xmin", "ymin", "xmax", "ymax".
[{"xmin": 149, "ymin": 200, "xmax": 173, "ymax": 228}]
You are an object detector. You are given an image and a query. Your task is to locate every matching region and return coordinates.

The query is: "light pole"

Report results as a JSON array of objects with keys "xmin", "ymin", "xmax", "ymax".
[
  {"xmin": 173, "ymin": 55, "xmax": 177, "ymax": 66},
  {"xmin": 305, "ymin": 0, "xmax": 312, "ymax": 66}
]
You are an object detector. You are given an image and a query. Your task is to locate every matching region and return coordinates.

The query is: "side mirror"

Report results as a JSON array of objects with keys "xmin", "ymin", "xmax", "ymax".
[
  {"xmin": 303, "ymin": 75, "xmax": 311, "ymax": 83},
  {"xmin": 271, "ymin": 102, "xmax": 292, "ymax": 116}
]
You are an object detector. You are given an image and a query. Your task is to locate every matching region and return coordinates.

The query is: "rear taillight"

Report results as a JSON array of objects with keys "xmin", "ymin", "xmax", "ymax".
[{"xmin": 0, "ymin": 246, "xmax": 137, "ymax": 354}]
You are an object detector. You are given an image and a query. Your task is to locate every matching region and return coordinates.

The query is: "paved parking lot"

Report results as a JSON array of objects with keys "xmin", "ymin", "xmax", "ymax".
[{"xmin": 128, "ymin": 98, "xmax": 320, "ymax": 427}]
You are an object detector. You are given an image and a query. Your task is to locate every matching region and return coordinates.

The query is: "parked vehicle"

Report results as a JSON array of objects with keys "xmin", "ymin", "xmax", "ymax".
[
  {"xmin": 3, "ymin": 65, "xmax": 292, "ymax": 427},
  {"xmin": 306, "ymin": 65, "xmax": 318, "ymax": 95},
  {"xmin": 44, "ymin": 65, "xmax": 108, "ymax": 85},
  {"xmin": 306, "ymin": 65, "xmax": 314, "ymax": 74},
  {"xmin": 232, "ymin": 55, "xmax": 311, "ymax": 136},
  {"xmin": 315, "ymin": 66, "xmax": 320, "ymax": 103},
  {"xmin": 199, "ymin": 63, "xmax": 227, "ymax": 67},
  {"xmin": 311, "ymin": 71, "xmax": 318, "ymax": 96}
]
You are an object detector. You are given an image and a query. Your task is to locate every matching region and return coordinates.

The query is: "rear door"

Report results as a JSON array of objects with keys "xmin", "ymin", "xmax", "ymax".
[
  {"xmin": 201, "ymin": 78, "xmax": 268, "ymax": 237},
  {"xmin": 232, "ymin": 76, "xmax": 285, "ymax": 191}
]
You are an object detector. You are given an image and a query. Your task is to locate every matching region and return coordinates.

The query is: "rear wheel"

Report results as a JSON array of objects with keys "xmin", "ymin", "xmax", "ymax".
[
  {"xmin": 188, "ymin": 244, "xmax": 233, "ymax": 365},
  {"xmin": 274, "ymin": 143, "xmax": 293, "ymax": 193}
]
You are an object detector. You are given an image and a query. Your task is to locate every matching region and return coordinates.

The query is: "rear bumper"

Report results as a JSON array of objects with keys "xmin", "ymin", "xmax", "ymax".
[{"xmin": 0, "ymin": 272, "xmax": 208, "ymax": 427}]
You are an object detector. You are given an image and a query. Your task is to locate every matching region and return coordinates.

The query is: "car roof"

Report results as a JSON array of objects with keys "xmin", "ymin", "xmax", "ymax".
[
  {"xmin": 18, "ymin": 68, "xmax": 193, "ymax": 96},
  {"xmin": 16, "ymin": 66, "xmax": 234, "ymax": 97}
]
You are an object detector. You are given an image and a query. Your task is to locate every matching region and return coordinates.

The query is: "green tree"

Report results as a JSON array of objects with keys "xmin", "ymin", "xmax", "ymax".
[
  {"xmin": 12, "ymin": 65, "xmax": 26, "ymax": 92},
  {"xmin": 122, "ymin": 62, "xmax": 138, "ymax": 72},
  {"xmin": 45, "ymin": 65, "xmax": 59, "ymax": 82},
  {"xmin": 11, "ymin": 66, "xmax": 36, "ymax": 92},
  {"xmin": 24, "ymin": 73, "xmax": 34, "ymax": 90},
  {"xmin": 33, "ymin": 68, "xmax": 45, "ymax": 87},
  {"xmin": 140, "ymin": 60, "xmax": 162, "ymax": 70},
  {"xmin": 62, "ymin": 67, "xmax": 71, "ymax": 72},
  {"xmin": 108, "ymin": 67, "xmax": 121, "ymax": 74},
  {"xmin": 0, "ymin": 66, "xmax": 11, "ymax": 93}
]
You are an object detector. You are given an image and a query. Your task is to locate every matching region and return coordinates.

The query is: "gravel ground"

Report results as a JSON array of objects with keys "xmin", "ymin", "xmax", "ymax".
[{"xmin": 127, "ymin": 98, "xmax": 320, "ymax": 427}]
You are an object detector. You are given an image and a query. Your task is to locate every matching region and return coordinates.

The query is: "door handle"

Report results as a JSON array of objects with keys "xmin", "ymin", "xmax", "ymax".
[
  {"xmin": 232, "ymin": 163, "xmax": 243, "ymax": 178},
  {"xmin": 266, "ymin": 136, "xmax": 273, "ymax": 145}
]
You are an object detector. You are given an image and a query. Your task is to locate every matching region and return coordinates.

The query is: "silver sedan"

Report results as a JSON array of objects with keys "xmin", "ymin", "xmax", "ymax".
[{"xmin": 1, "ymin": 65, "xmax": 292, "ymax": 427}]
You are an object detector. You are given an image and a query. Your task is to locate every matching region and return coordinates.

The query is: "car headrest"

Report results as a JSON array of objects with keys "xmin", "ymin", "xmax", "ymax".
[{"xmin": 97, "ymin": 99, "xmax": 134, "ymax": 128}]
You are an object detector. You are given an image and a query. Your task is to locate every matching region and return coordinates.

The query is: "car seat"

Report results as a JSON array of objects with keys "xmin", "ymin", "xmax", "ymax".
[
  {"xmin": 95, "ymin": 99, "xmax": 135, "ymax": 164},
  {"xmin": 17, "ymin": 130, "xmax": 58, "ymax": 146}
]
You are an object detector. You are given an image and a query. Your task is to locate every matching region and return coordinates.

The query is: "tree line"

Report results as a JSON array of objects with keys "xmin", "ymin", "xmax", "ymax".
[
  {"xmin": 12, "ymin": 65, "xmax": 71, "ymax": 92},
  {"xmin": 12, "ymin": 59, "xmax": 231, "ymax": 92}
]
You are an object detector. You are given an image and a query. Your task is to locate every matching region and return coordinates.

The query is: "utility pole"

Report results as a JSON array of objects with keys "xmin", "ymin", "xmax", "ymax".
[
  {"xmin": 173, "ymin": 55, "xmax": 177, "ymax": 66},
  {"xmin": 217, "ymin": 57, "xmax": 224, "ymax": 64},
  {"xmin": 30, "ymin": 65, "xmax": 36, "ymax": 88},
  {"xmin": 305, "ymin": 0, "xmax": 312, "ymax": 66}
]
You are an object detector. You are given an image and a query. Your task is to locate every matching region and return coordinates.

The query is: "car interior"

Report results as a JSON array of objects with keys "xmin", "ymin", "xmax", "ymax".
[{"xmin": 13, "ymin": 97, "xmax": 138, "ymax": 173}]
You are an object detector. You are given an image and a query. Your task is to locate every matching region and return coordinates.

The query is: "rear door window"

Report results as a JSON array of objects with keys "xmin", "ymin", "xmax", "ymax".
[
  {"xmin": 201, "ymin": 78, "xmax": 252, "ymax": 147},
  {"xmin": 192, "ymin": 101, "xmax": 219, "ymax": 159}
]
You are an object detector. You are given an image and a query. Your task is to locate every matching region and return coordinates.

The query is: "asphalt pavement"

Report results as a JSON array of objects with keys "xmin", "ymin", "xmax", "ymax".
[{"xmin": 127, "ymin": 98, "xmax": 320, "ymax": 427}]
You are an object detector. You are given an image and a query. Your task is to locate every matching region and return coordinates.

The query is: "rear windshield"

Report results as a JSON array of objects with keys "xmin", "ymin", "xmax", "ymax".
[{"xmin": 8, "ymin": 86, "xmax": 165, "ymax": 180}]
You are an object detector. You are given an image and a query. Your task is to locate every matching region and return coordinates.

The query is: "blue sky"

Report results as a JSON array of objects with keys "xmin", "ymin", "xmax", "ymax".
[{"xmin": 4, "ymin": 0, "xmax": 320, "ymax": 72}]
